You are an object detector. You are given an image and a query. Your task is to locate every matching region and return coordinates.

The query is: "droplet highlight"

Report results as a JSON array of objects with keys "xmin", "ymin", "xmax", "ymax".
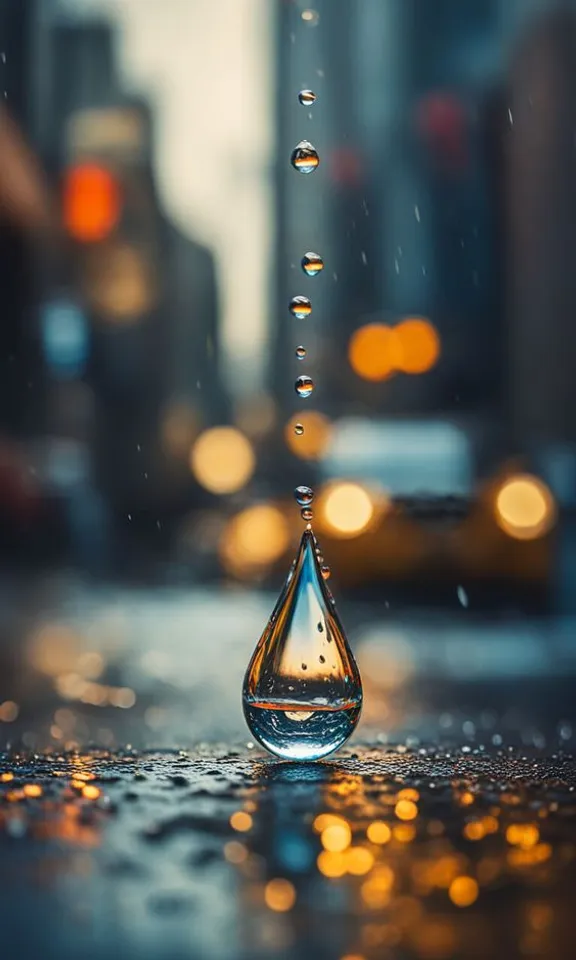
[
  {"xmin": 321, "ymin": 565, "xmax": 331, "ymax": 580},
  {"xmin": 298, "ymin": 89, "xmax": 316, "ymax": 107},
  {"xmin": 294, "ymin": 485, "xmax": 314, "ymax": 507},
  {"xmin": 242, "ymin": 530, "xmax": 362, "ymax": 760},
  {"xmin": 295, "ymin": 345, "xmax": 307, "ymax": 360},
  {"xmin": 295, "ymin": 375, "xmax": 314, "ymax": 398},
  {"xmin": 301, "ymin": 252, "xmax": 324, "ymax": 277},
  {"xmin": 289, "ymin": 296, "xmax": 312, "ymax": 319},
  {"xmin": 290, "ymin": 140, "xmax": 319, "ymax": 175}
]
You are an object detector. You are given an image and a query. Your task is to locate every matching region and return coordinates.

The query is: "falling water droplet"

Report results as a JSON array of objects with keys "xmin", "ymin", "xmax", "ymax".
[
  {"xmin": 301, "ymin": 507, "xmax": 313, "ymax": 521},
  {"xmin": 295, "ymin": 375, "xmax": 314, "ymax": 398},
  {"xmin": 289, "ymin": 296, "xmax": 312, "ymax": 319},
  {"xmin": 242, "ymin": 530, "xmax": 362, "ymax": 760},
  {"xmin": 291, "ymin": 140, "xmax": 320, "ymax": 175},
  {"xmin": 321, "ymin": 565, "xmax": 331, "ymax": 580},
  {"xmin": 298, "ymin": 89, "xmax": 316, "ymax": 107},
  {"xmin": 301, "ymin": 252, "xmax": 324, "ymax": 277},
  {"xmin": 294, "ymin": 423, "xmax": 305, "ymax": 436},
  {"xmin": 294, "ymin": 485, "xmax": 314, "ymax": 506},
  {"xmin": 457, "ymin": 585, "xmax": 469, "ymax": 608},
  {"xmin": 295, "ymin": 345, "xmax": 307, "ymax": 360}
]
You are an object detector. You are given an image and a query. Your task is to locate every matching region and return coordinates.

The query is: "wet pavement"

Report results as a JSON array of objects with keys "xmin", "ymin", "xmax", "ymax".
[{"xmin": 0, "ymin": 580, "xmax": 576, "ymax": 959}]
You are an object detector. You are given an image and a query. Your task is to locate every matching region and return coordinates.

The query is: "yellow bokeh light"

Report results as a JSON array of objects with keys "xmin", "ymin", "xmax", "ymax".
[
  {"xmin": 321, "ymin": 821, "xmax": 352, "ymax": 853},
  {"xmin": 285, "ymin": 411, "xmax": 332, "ymax": 460},
  {"xmin": 82, "ymin": 785, "xmax": 101, "ymax": 800},
  {"xmin": 230, "ymin": 811, "xmax": 253, "ymax": 833},
  {"xmin": 463, "ymin": 820, "xmax": 485, "ymax": 841},
  {"xmin": 395, "ymin": 799, "xmax": 418, "ymax": 821},
  {"xmin": 345, "ymin": 846, "xmax": 374, "ymax": 876},
  {"xmin": 449, "ymin": 876, "xmax": 479, "ymax": 907},
  {"xmin": 23, "ymin": 784, "xmax": 43, "ymax": 798},
  {"xmin": 394, "ymin": 318, "xmax": 440, "ymax": 374},
  {"xmin": 264, "ymin": 878, "xmax": 296, "ymax": 912},
  {"xmin": 314, "ymin": 813, "xmax": 346, "ymax": 833},
  {"xmin": 0, "ymin": 701, "xmax": 19, "ymax": 722},
  {"xmin": 366, "ymin": 821, "xmax": 391, "ymax": 845},
  {"xmin": 397, "ymin": 788, "xmax": 420, "ymax": 802},
  {"xmin": 320, "ymin": 482, "xmax": 381, "ymax": 539},
  {"xmin": 393, "ymin": 823, "xmax": 416, "ymax": 843},
  {"xmin": 349, "ymin": 323, "xmax": 396, "ymax": 382},
  {"xmin": 220, "ymin": 504, "xmax": 290, "ymax": 577},
  {"xmin": 495, "ymin": 474, "xmax": 556, "ymax": 541},
  {"xmin": 317, "ymin": 850, "xmax": 347, "ymax": 878},
  {"xmin": 224, "ymin": 841, "xmax": 247, "ymax": 864},
  {"xmin": 190, "ymin": 426, "xmax": 255, "ymax": 495}
]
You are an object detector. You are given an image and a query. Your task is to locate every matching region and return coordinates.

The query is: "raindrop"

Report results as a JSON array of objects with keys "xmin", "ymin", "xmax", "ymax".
[
  {"xmin": 290, "ymin": 140, "xmax": 319, "ymax": 174},
  {"xmin": 295, "ymin": 375, "xmax": 314, "ymax": 398},
  {"xmin": 289, "ymin": 296, "xmax": 312, "ymax": 319},
  {"xmin": 294, "ymin": 423, "xmax": 305, "ymax": 436},
  {"xmin": 294, "ymin": 485, "xmax": 314, "ymax": 507},
  {"xmin": 242, "ymin": 530, "xmax": 362, "ymax": 760},
  {"xmin": 301, "ymin": 252, "xmax": 324, "ymax": 277},
  {"xmin": 317, "ymin": 623, "xmax": 323, "ymax": 633},
  {"xmin": 457, "ymin": 585, "xmax": 469, "ymax": 608},
  {"xmin": 321, "ymin": 565, "xmax": 331, "ymax": 580},
  {"xmin": 301, "ymin": 507, "xmax": 313, "ymax": 521},
  {"xmin": 298, "ymin": 89, "xmax": 316, "ymax": 107},
  {"xmin": 295, "ymin": 345, "xmax": 306, "ymax": 360}
]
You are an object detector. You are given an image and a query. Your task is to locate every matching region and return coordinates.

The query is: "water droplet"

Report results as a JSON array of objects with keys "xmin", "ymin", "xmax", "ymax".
[
  {"xmin": 242, "ymin": 530, "xmax": 362, "ymax": 760},
  {"xmin": 301, "ymin": 507, "xmax": 313, "ymax": 521},
  {"xmin": 317, "ymin": 622, "xmax": 323, "ymax": 632},
  {"xmin": 294, "ymin": 423, "xmax": 304, "ymax": 436},
  {"xmin": 321, "ymin": 565, "xmax": 331, "ymax": 580},
  {"xmin": 294, "ymin": 485, "xmax": 314, "ymax": 506},
  {"xmin": 301, "ymin": 252, "xmax": 324, "ymax": 277},
  {"xmin": 289, "ymin": 296, "xmax": 312, "ymax": 319},
  {"xmin": 298, "ymin": 89, "xmax": 316, "ymax": 107},
  {"xmin": 457, "ymin": 585, "xmax": 469, "ymax": 608},
  {"xmin": 319, "ymin": 655, "xmax": 325, "ymax": 663},
  {"xmin": 291, "ymin": 140, "xmax": 319, "ymax": 175},
  {"xmin": 295, "ymin": 375, "xmax": 314, "ymax": 398},
  {"xmin": 295, "ymin": 345, "xmax": 307, "ymax": 360},
  {"xmin": 301, "ymin": 9, "xmax": 320, "ymax": 26}
]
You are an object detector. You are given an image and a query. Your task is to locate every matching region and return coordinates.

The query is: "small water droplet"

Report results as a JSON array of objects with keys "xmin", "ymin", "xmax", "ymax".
[
  {"xmin": 457, "ymin": 585, "xmax": 469, "ymax": 608},
  {"xmin": 294, "ymin": 485, "xmax": 314, "ymax": 506},
  {"xmin": 301, "ymin": 9, "xmax": 320, "ymax": 26},
  {"xmin": 294, "ymin": 423, "xmax": 305, "ymax": 436},
  {"xmin": 295, "ymin": 375, "xmax": 314, "ymax": 398},
  {"xmin": 289, "ymin": 296, "xmax": 312, "ymax": 319},
  {"xmin": 317, "ymin": 623, "xmax": 323, "ymax": 632},
  {"xmin": 298, "ymin": 89, "xmax": 316, "ymax": 107},
  {"xmin": 316, "ymin": 554, "xmax": 324, "ymax": 564},
  {"xmin": 321, "ymin": 565, "xmax": 331, "ymax": 580},
  {"xmin": 301, "ymin": 252, "xmax": 324, "ymax": 277},
  {"xmin": 291, "ymin": 140, "xmax": 319, "ymax": 174},
  {"xmin": 301, "ymin": 663, "xmax": 307, "ymax": 671},
  {"xmin": 319, "ymin": 655, "xmax": 325, "ymax": 663},
  {"xmin": 295, "ymin": 345, "xmax": 306, "ymax": 360},
  {"xmin": 301, "ymin": 507, "xmax": 313, "ymax": 521}
]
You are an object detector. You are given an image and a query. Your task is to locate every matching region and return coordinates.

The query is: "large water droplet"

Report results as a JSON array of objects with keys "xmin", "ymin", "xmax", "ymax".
[
  {"xmin": 294, "ymin": 422, "xmax": 304, "ymax": 436},
  {"xmin": 291, "ymin": 140, "xmax": 320, "ymax": 175},
  {"xmin": 298, "ymin": 89, "xmax": 317, "ymax": 107},
  {"xmin": 294, "ymin": 485, "xmax": 314, "ymax": 506},
  {"xmin": 242, "ymin": 530, "xmax": 362, "ymax": 760},
  {"xmin": 289, "ymin": 296, "xmax": 312, "ymax": 319},
  {"xmin": 301, "ymin": 252, "xmax": 324, "ymax": 277},
  {"xmin": 295, "ymin": 375, "xmax": 314, "ymax": 398},
  {"xmin": 295, "ymin": 345, "xmax": 306, "ymax": 360}
]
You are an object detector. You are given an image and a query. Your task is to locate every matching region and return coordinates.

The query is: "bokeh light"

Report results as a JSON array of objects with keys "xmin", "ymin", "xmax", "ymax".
[
  {"xmin": 366, "ymin": 821, "xmax": 391, "ymax": 845},
  {"xmin": 321, "ymin": 821, "xmax": 352, "ymax": 853},
  {"xmin": 63, "ymin": 163, "xmax": 120, "ymax": 242},
  {"xmin": 393, "ymin": 318, "xmax": 440, "ymax": 374},
  {"xmin": 160, "ymin": 401, "xmax": 199, "ymax": 459},
  {"xmin": 284, "ymin": 410, "xmax": 332, "ymax": 460},
  {"xmin": 230, "ymin": 811, "xmax": 253, "ymax": 833},
  {"xmin": 495, "ymin": 474, "xmax": 556, "ymax": 541},
  {"xmin": 264, "ymin": 878, "xmax": 296, "ymax": 912},
  {"xmin": 448, "ymin": 876, "xmax": 479, "ymax": 907},
  {"xmin": 320, "ymin": 482, "xmax": 381, "ymax": 539},
  {"xmin": 220, "ymin": 504, "xmax": 290, "ymax": 577},
  {"xmin": 348, "ymin": 323, "xmax": 396, "ymax": 382},
  {"xmin": 190, "ymin": 426, "xmax": 255, "ymax": 494}
]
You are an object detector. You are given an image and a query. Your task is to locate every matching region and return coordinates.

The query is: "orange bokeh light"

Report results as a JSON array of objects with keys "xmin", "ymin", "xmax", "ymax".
[
  {"xmin": 394, "ymin": 318, "xmax": 440, "ymax": 374},
  {"xmin": 349, "ymin": 323, "xmax": 396, "ymax": 382},
  {"xmin": 63, "ymin": 164, "xmax": 121, "ymax": 242}
]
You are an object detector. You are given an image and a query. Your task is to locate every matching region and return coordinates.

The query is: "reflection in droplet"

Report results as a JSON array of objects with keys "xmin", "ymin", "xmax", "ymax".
[
  {"xmin": 294, "ymin": 423, "xmax": 305, "ymax": 436},
  {"xmin": 321, "ymin": 565, "xmax": 331, "ymax": 580},
  {"xmin": 301, "ymin": 507, "xmax": 313, "ymax": 521},
  {"xmin": 242, "ymin": 530, "xmax": 362, "ymax": 760},
  {"xmin": 295, "ymin": 375, "xmax": 314, "ymax": 398},
  {"xmin": 301, "ymin": 252, "xmax": 324, "ymax": 277},
  {"xmin": 295, "ymin": 345, "xmax": 307, "ymax": 360},
  {"xmin": 298, "ymin": 89, "xmax": 316, "ymax": 107},
  {"xmin": 289, "ymin": 296, "xmax": 312, "ymax": 319},
  {"xmin": 291, "ymin": 140, "xmax": 320, "ymax": 175},
  {"xmin": 294, "ymin": 485, "xmax": 314, "ymax": 506}
]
